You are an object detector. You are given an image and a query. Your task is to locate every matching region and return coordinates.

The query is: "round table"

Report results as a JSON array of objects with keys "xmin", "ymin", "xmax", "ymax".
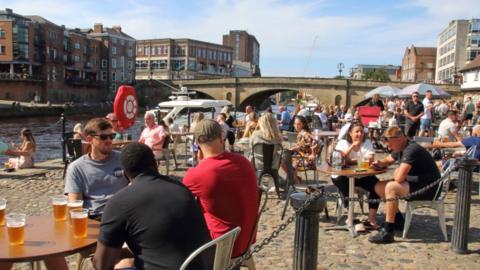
[
  {"xmin": 318, "ymin": 163, "xmax": 386, "ymax": 237},
  {"xmin": 0, "ymin": 215, "xmax": 100, "ymax": 264}
]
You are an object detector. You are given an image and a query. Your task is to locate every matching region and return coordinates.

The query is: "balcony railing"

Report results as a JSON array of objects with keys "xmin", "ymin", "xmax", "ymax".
[{"xmin": 0, "ymin": 72, "xmax": 44, "ymax": 81}]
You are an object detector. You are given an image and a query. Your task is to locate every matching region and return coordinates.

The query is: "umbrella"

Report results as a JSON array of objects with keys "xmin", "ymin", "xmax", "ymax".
[
  {"xmin": 364, "ymin": 85, "xmax": 401, "ymax": 98},
  {"xmin": 398, "ymin": 83, "xmax": 450, "ymax": 98}
]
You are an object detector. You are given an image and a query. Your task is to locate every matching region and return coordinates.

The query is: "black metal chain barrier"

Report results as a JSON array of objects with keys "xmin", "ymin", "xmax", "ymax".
[
  {"xmin": 226, "ymin": 190, "xmax": 324, "ymax": 270},
  {"xmin": 225, "ymin": 163, "xmax": 458, "ymax": 269}
]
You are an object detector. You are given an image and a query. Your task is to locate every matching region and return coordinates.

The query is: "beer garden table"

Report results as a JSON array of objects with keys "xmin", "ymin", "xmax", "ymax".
[
  {"xmin": 318, "ymin": 163, "xmax": 386, "ymax": 237},
  {"xmin": 0, "ymin": 215, "xmax": 100, "ymax": 269}
]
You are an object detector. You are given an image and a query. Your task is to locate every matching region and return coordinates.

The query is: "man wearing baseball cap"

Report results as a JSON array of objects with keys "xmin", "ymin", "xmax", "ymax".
[{"xmin": 183, "ymin": 119, "xmax": 259, "ymax": 258}]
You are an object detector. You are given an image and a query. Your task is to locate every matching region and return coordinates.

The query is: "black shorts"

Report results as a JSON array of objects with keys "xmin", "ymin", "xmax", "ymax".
[
  {"xmin": 407, "ymin": 181, "xmax": 439, "ymax": 201},
  {"xmin": 465, "ymin": 113, "xmax": 473, "ymax": 120},
  {"xmin": 405, "ymin": 121, "xmax": 420, "ymax": 137}
]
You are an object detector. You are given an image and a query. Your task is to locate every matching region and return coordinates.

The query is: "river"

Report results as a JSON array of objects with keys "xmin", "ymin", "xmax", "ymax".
[{"xmin": 0, "ymin": 114, "xmax": 145, "ymax": 165}]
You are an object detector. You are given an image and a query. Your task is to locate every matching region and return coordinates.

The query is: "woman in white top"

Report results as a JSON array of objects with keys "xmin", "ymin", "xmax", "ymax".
[
  {"xmin": 332, "ymin": 123, "xmax": 380, "ymax": 228},
  {"xmin": 5, "ymin": 128, "xmax": 36, "ymax": 169}
]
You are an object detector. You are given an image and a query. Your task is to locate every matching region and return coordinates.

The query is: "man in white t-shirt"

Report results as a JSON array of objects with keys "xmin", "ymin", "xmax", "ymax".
[
  {"xmin": 437, "ymin": 110, "xmax": 461, "ymax": 142},
  {"xmin": 419, "ymin": 90, "xmax": 433, "ymax": 137},
  {"xmin": 387, "ymin": 99, "xmax": 396, "ymax": 113}
]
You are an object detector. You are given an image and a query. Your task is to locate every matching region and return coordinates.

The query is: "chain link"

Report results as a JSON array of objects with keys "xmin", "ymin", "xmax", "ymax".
[
  {"xmin": 226, "ymin": 164, "xmax": 458, "ymax": 269},
  {"xmin": 226, "ymin": 190, "xmax": 323, "ymax": 270}
]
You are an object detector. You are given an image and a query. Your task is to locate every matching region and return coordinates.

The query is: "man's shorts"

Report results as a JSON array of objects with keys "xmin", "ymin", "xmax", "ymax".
[
  {"xmin": 405, "ymin": 121, "xmax": 420, "ymax": 138},
  {"xmin": 407, "ymin": 181, "xmax": 438, "ymax": 201},
  {"xmin": 420, "ymin": 118, "xmax": 431, "ymax": 130},
  {"xmin": 465, "ymin": 113, "xmax": 473, "ymax": 120}
]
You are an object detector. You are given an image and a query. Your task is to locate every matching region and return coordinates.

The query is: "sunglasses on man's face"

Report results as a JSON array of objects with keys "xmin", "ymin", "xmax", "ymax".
[{"xmin": 92, "ymin": 133, "xmax": 115, "ymax": 141}]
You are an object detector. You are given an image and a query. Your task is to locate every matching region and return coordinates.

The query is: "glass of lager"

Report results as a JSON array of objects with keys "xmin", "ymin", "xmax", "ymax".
[
  {"xmin": 70, "ymin": 209, "xmax": 88, "ymax": 238},
  {"xmin": 0, "ymin": 198, "xmax": 6, "ymax": 226},
  {"xmin": 52, "ymin": 195, "xmax": 67, "ymax": 221},
  {"xmin": 6, "ymin": 213, "xmax": 26, "ymax": 245},
  {"xmin": 67, "ymin": 200, "xmax": 83, "ymax": 224}
]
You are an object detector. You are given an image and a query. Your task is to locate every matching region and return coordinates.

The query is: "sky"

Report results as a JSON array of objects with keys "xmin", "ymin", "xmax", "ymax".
[{"xmin": 3, "ymin": 0, "xmax": 480, "ymax": 77}]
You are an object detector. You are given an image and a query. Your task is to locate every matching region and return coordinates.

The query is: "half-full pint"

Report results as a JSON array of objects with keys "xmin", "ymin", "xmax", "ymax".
[
  {"xmin": 70, "ymin": 209, "xmax": 88, "ymax": 238},
  {"xmin": 0, "ymin": 198, "xmax": 6, "ymax": 226},
  {"xmin": 6, "ymin": 213, "xmax": 26, "ymax": 245},
  {"xmin": 52, "ymin": 195, "xmax": 67, "ymax": 221},
  {"xmin": 67, "ymin": 200, "xmax": 83, "ymax": 224}
]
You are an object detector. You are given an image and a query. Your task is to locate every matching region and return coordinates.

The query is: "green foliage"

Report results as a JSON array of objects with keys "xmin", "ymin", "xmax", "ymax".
[{"xmin": 361, "ymin": 69, "xmax": 391, "ymax": 82}]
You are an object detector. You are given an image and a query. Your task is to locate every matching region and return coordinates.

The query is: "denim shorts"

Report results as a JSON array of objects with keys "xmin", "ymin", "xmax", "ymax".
[{"xmin": 420, "ymin": 118, "xmax": 431, "ymax": 130}]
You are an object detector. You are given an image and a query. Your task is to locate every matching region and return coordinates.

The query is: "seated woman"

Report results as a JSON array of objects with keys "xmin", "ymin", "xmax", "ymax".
[
  {"xmin": 5, "ymin": 128, "xmax": 36, "ymax": 169},
  {"xmin": 288, "ymin": 115, "xmax": 321, "ymax": 183},
  {"xmin": 331, "ymin": 122, "xmax": 380, "ymax": 228},
  {"xmin": 242, "ymin": 111, "xmax": 259, "ymax": 138},
  {"xmin": 249, "ymin": 112, "xmax": 283, "ymax": 169},
  {"xmin": 73, "ymin": 123, "xmax": 90, "ymax": 154}
]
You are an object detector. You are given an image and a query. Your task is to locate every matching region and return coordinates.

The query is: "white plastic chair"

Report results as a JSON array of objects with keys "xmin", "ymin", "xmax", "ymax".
[
  {"xmin": 180, "ymin": 227, "xmax": 241, "ymax": 270},
  {"xmin": 402, "ymin": 161, "xmax": 456, "ymax": 241}
]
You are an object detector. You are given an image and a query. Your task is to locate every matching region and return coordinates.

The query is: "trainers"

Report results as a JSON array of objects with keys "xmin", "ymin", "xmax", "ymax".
[{"xmin": 368, "ymin": 228, "xmax": 395, "ymax": 244}]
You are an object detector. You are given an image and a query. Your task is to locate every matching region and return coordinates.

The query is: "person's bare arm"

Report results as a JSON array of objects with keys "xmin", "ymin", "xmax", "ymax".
[
  {"xmin": 394, "ymin": 163, "xmax": 411, "ymax": 183},
  {"xmin": 68, "ymin": 193, "xmax": 83, "ymax": 201},
  {"xmin": 373, "ymin": 154, "xmax": 396, "ymax": 168},
  {"xmin": 92, "ymin": 242, "xmax": 122, "ymax": 270},
  {"xmin": 431, "ymin": 140, "xmax": 464, "ymax": 149}
]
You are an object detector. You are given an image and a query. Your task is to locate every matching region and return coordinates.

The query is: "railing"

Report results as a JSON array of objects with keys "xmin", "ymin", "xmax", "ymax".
[
  {"xmin": 0, "ymin": 72, "xmax": 44, "ymax": 81},
  {"xmin": 64, "ymin": 77, "xmax": 105, "ymax": 87}
]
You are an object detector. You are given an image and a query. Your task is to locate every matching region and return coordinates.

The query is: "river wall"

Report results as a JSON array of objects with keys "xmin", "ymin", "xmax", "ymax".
[{"xmin": 0, "ymin": 103, "xmax": 113, "ymax": 119}]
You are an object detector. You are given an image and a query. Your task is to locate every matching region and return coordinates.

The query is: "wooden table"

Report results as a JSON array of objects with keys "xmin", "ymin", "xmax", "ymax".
[
  {"xmin": 0, "ymin": 215, "xmax": 100, "ymax": 267},
  {"xmin": 318, "ymin": 163, "xmax": 386, "ymax": 237}
]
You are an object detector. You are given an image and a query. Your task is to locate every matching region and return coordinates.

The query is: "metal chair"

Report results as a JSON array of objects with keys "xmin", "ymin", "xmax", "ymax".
[
  {"xmin": 402, "ymin": 161, "xmax": 456, "ymax": 241},
  {"xmin": 334, "ymin": 187, "xmax": 369, "ymax": 224},
  {"xmin": 180, "ymin": 227, "xmax": 241, "ymax": 270},
  {"xmin": 250, "ymin": 143, "xmax": 283, "ymax": 198},
  {"xmin": 63, "ymin": 138, "xmax": 83, "ymax": 178}
]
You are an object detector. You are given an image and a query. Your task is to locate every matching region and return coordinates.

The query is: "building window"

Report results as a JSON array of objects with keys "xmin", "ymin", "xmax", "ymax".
[
  {"xmin": 127, "ymin": 61, "xmax": 133, "ymax": 70},
  {"xmin": 0, "ymin": 45, "xmax": 5, "ymax": 54},
  {"xmin": 137, "ymin": 46, "xmax": 142, "ymax": 53},
  {"xmin": 0, "ymin": 29, "xmax": 5, "ymax": 39},
  {"xmin": 112, "ymin": 72, "xmax": 116, "ymax": 81},
  {"xmin": 121, "ymin": 39, "xmax": 125, "ymax": 45},
  {"xmin": 171, "ymin": 60, "xmax": 185, "ymax": 70},
  {"xmin": 475, "ymin": 71, "xmax": 479, "ymax": 81},
  {"xmin": 102, "ymin": 59, "xmax": 107, "ymax": 68},
  {"xmin": 112, "ymin": 58, "xmax": 117, "ymax": 68},
  {"xmin": 127, "ymin": 49, "xmax": 133, "ymax": 57},
  {"xmin": 93, "ymin": 59, "xmax": 97, "ymax": 66},
  {"xmin": 101, "ymin": 71, "xmax": 107, "ymax": 81},
  {"xmin": 112, "ymin": 46, "xmax": 117, "ymax": 55},
  {"xmin": 151, "ymin": 60, "xmax": 168, "ymax": 70},
  {"xmin": 112, "ymin": 37, "xmax": 117, "ymax": 44},
  {"xmin": 74, "ymin": 55, "xmax": 80, "ymax": 63},
  {"xmin": 75, "ymin": 43, "xmax": 80, "ymax": 49},
  {"xmin": 111, "ymin": 83, "xmax": 117, "ymax": 91}
]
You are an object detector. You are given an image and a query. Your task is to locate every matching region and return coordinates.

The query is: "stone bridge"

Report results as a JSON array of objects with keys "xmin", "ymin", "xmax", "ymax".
[{"xmin": 136, "ymin": 77, "xmax": 462, "ymax": 109}]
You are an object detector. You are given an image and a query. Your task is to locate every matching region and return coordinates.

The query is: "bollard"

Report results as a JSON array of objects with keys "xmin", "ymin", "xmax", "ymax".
[
  {"xmin": 61, "ymin": 113, "xmax": 66, "ymax": 163},
  {"xmin": 290, "ymin": 192, "xmax": 326, "ymax": 270},
  {"xmin": 451, "ymin": 158, "xmax": 477, "ymax": 254}
]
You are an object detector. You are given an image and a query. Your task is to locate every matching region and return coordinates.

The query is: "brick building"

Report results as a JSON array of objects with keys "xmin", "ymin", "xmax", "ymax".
[
  {"xmin": 222, "ymin": 30, "xmax": 260, "ymax": 77},
  {"xmin": 0, "ymin": 8, "xmax": 135, "ymax": 102},
  {"xmin": 135, "ymin": 38, "xmax": 232, "ymax": 80},
  {"xmin": 401, "ymin": 45, "xmax": 436, "ymax": 83}
]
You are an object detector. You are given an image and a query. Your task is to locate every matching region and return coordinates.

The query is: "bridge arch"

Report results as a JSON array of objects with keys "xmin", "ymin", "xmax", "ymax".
[{"xmin": 240, "ymin": 88, "xmax": 299, "ymax": 110}]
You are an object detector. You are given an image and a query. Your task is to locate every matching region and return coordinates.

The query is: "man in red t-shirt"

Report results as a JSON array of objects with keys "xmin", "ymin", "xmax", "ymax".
[{"xmin": 183, "ymin": 119, "xmax": 259, "ymax": 258}]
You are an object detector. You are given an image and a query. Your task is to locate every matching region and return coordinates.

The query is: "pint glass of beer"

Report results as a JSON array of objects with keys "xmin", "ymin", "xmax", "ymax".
[
  {"xmin": 67, "ymin": 200, "xmax": 83, "ymax": 224},
  {"xmin": 6, "ymin": 213, "xmax": 26, "ymax": 245},
  {"xmin": 70, "ymin": 209, "xmax": 88, "ymax": 238},
  {"xmin": 52, "ymin": 195, "xmax": 67, "ymax": 221},
  {"xmin": 0, "ymin": 198, "xmax": 6, "ymax": 226}
]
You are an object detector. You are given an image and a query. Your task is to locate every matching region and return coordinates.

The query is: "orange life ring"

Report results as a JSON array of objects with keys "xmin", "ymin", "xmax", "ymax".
[{"xmin": 114, "ymin": 85, "xmax": 138, "ymax": 129}]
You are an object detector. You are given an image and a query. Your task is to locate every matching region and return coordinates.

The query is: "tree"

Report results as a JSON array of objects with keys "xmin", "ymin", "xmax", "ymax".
[{"xmin": 361, "ymin": 69, "xmax": 391, "ymax": 82}]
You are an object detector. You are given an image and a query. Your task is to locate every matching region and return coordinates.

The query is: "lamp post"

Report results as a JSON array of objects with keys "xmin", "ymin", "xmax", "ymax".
[{"xmin": 337, "ymin": 62, "xmax": 345, "ymax": 78}]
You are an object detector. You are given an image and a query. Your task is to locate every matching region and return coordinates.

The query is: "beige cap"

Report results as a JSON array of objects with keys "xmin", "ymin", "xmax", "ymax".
[{"xmin": 194, "ymin": 119, "xmax": 222, "ymax": 143}]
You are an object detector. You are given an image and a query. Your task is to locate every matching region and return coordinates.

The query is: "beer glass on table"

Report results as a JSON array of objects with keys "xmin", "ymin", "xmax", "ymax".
[
  {"xmin": 67, "ymin": 200, "xmax": 83, "ymax": 224},
  {"xmin": 52, "ymin": 195, "xmax": 67, "ymax": 221},
  {"xmin": 6, "ymin": 213, "xmax": 26, "ymax": 245},
  {"xmin": 70, "ymin": 209, "xmax": 88, "ymax": 238},
  {"xmin": 0, "ymin": 198, "xmax": 6, "ymax": 226}
]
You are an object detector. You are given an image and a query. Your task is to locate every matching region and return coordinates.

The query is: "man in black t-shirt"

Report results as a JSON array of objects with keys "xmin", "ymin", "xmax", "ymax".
[
  {"xmin": 93, "ymin": 143, "xmax": 212, "ymax": 270},
  {"xmin": 404, "ymin": 92, "xmax": 424, "ymax": 138},
  {"xmin": 368, "ymin": 127, "xmax": 440, "ymax": 244}
]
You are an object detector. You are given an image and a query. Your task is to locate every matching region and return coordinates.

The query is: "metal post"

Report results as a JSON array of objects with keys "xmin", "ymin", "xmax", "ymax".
[
  {"xmin": 451, "ymin": 158, "xmax": 477, "ymax": 254},
  {"xmin": 290, "ymin": 192, "xmax": 326, "ymax": 270},
  {"xmin": 61, "ymin": 113, "xmax": 66, "ymax": 163},
  {"xmin": 211, "ymin": 107, "xmax": 215, "ymax": 119}
]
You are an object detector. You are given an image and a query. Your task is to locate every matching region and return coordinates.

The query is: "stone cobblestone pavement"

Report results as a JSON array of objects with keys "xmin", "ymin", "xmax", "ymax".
[{"xmin": 1, "ymin": 155, "xmax": 480, "ymax": 269}]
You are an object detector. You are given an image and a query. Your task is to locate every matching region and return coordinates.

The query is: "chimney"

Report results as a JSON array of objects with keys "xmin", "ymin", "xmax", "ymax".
[
  {"xmin": 94, "ymin": 23, "xmax": 103, "ymax": 33},
  {"xmin": 112, "ymin": 25, "xmax": 122, "ymax": 33},
  {"xmin": 5, "ymin": 8, "xmax": 13, "ymax": 14}
]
